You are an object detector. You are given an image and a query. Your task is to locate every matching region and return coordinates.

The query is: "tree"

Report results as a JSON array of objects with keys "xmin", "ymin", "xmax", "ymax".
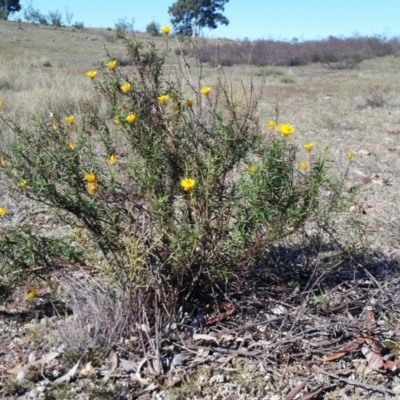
[
  {"xmin": 0, "ymin": 0, "xmax": 21, "ymax": 20},
  {"xmin": 168, "ymin": 0, "xmax": 229, "ymax": 36}
]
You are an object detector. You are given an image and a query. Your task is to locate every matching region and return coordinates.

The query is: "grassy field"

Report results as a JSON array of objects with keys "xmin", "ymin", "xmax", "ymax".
[{"xmin": 2, "ymin": 20, "xmax": 400, "ymax": 399}]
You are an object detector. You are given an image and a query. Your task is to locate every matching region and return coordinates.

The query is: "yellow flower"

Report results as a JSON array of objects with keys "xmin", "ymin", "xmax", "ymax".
[
  {"xmin": 299, "ymin": 161, "xmax": 308, "ymax": 170},
  {"xmin": 86, "ymin": 70, "xmax": 97, "ymax": 79},
  {"xmin": 180, "ymin": 178, "xmax": 196, "ymax": 191},
  {"xmin": 113, "ymin": 116, "xmax": 120, "ymax": 125},
  {"xmin": 246, "ymin": 165, "xmax": 255, "ymax": 174},
  {"xmin": 158, "ymin": 94, "xmax": 169, "ymax": 104},
  {"xmin": 18, "ymin": 180, "xmax": 27, "ymax": 189},
  {"xmin": 65, "ymin": 115, "xmax": 74, "ymax": 125},
  {"xmin": 108, "ymin": 154, "xmax": 117, "ymax": 165},
  {"xmin": 267, "ymin": 120, "xmax": 276, "ymax": 130},
  {"xmin": 125, "ymin": 113, "xmax": 136, "ymax": 124},
  {"xmin": 161, "ymin": 25, "xmax": 171, "ymax": 36},
  {"xmin": 85, "ymin": 173, "xmax": 97, "ymax": 183},
  {"xmin": 106, "ymin": 60, "xmax": 117, "ymax": 71},
  {"xmin": 201, "ymin": 86, "xmax": 211, "ymax": 96},
  {"xmin": 120, "ymin": 83, "xmax": 132, "ymax": 94},
  {"xmin": 0, "ymin": 157, "xmax": 6, "ymax": 165},
  {"xmin": 0, "ymin": 101, "xmax": 2, "ymax": 111},
  {"xmin": 279, "ymin": 123, "xmax": 295, "ymax": 137},
  {"xmin": 185, "ymin": 99, "xmax": 193, "ymax": 108},
  {"xmin": 347, "ymin": 151, "xmax": 355, "ymax": 160},
  {"xmin": 53, "ymin": 124, "xmax": 58, "ymax": 131},
  {"xmin": 27, "ymin": 289, "xmax": 37, "ymax": 299},
  {"xmin": 0, "ymin": 207, "xmax": 6, "ymax": 216},
  {"xmin": 68, "ymin": 142, "xmax": 76, "ymax": 150},
  {"xmin": 303, "ymin": 142, "xmax": 314, "ymax": 152},
  {"xmin": 86, "ymin": 182, "xmax": 98, "ymax": 195}
]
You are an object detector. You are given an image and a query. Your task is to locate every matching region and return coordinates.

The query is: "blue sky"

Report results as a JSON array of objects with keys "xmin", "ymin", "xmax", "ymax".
[{"xmin": 12, "ymin": 0, "xmax": 400, "ymax": 41}]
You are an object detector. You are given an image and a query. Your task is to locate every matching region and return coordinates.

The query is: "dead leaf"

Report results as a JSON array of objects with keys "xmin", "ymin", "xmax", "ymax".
[
  {"xmin": 52, "ymin": 359, "xmax": 80, "ymax": 385},
  {"xmin": 28, "ymin": 351, "xmax": 36, "ymax": 364},
  {"xmin": 172, "ymin": 353, "xmax": 190, "ymax": 366},
  {"xmin": 119, "ymin": 358, "xmax": 137, "ymax": 372},
  {"xmin": 361, "ymin": 345, "xmax": 384, "ymax": 370},
  {"xmin": 79, "ymin": 362, "xmax": 96, "ymax": 377},
  {"xmin": 284, "ymin": 381, "xmax": 307, "ymax": 400},
  {"xmin": 135, "ymin": 358, "xmax": 151, "ymax": 385},
  {"xmin": 323, "ymin": 337, "xmax": 367, "ymax": 362},
  {"xmin": 193, "ymin": 333, "xmax": 219, "ymax": 344},
  {"xmin": 363, "ymin": 308, "xmax": 377, "ymax": 331},
  {"xmin": 323, "ymin": 351, "xmax": 348, "ymax": 362},
  {"xmin": 271, "ymin": 305, "xmax": 286, "ymax": 315},
  {"xmin": 299, "ymin": 385, "xmax": 325, "ymax": 400},
  {"xmin": 30, "ymin": 352, "xmax": 60, "ymax": 368},
  {"xmin": 384, "ymin": 359, "xmax": 400, "ymax": 371},
  {"xmin": 7, "ymin": 363, "xmax": 24, "ymax": 375},
  {"xmin": 103, "ymin": 349, "xmax": 118, "ymax": 382}
]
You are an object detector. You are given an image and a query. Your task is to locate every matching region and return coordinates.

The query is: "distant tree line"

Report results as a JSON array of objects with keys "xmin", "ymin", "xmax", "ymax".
[{"xmin": 1, "ymin": 0, "xmax": 232, "ymax": 38}]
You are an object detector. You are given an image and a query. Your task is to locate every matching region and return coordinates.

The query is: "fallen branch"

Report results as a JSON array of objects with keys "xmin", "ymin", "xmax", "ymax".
[{"xmin": 311, "ymin": 365, "xmax": 398, "ymax": 395}]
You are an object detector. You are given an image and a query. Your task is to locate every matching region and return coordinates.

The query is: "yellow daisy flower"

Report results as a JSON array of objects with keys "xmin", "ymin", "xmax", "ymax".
[
  {"xmin": 120, "ymin": 83, "xmax": 132, "ymax": 94},
  {"xmin": 161, "ymin": 25, "xmax": 171, "ymax": 36},
  {"xmin": 86, "ymin": 70, "xmax": 97, "ymax": 79},
  {"xmin": 125, "ymin": 113, "xmax": 136, "ymax": 124},
  {"xmin": 267, "ymin": 120, "xmax": 276, "ymax": 130},
  {"xmin": 279, "ymin": 124, "xmax": 295, "ymax": 137},
  {"xmin": 108, "ymin": 154, "xmax": 117, "ymax": 165},
  {"xmin": 347, "ymin": 151, "xmax": 355, "ymax": 160},
  {"xmin": 185, "ymin": 99, "xmax": 193, "ymax": 108},
  {"xmin": 18, "ymin": 180, "xmax": 27, "ymax": 189},
  {"xmin": 86, "ymin": 182, "xmax": 98, "ymax": 195},
  {"xmin": 106, "ymin": 60, "xmax": 117, "ymax": 71},
  {"xmin": 303, "ymin": 142, "xmax": 314, "ymax": 152},
  {"xmin": 180, "ymin": 178, "xmax": 196, "ymax": 191},
  {"xmin": 27, "ymin": 289, "xmax": 37, "ymax": 299},
  {"xmin": 158, "ymin": 94, "xmax": 169, "ymax": 104},
  {"xmin": 0, "ymin": 157, "xmax": 6, "ymax": 165},
  {"xmin": 299, "ymin": 161, "xmax": 308, "ymax": 170},
  {"xmin": 68, "ymin": 142, "xmax": 76, "ymax": 150},
  {"xmin": 85, "ymin": 173, "xmax": 97, "ymax": 183},
  {"xmin": 246, "ymin": 165, "xmax": 255, "ymax": 174},
  {"xmin": 0, "ymin": 207, "xmax": 7, "ymax": 216},
  {"xmin": 65, "ymin": 115, "xmax": 75, "ymax": 125},
  {"xmin": 201, "ymin": 86, "xmax": 211, "ymax": 96},
  {"xmin": 113, "ymin": 116, "xmax": 120, "ymax": 125}
]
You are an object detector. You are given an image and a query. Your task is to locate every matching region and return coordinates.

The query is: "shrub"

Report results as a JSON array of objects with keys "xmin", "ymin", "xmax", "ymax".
[
  {"xmin": 198, "ymin": 35, "xmax": 400, "ymax": 67},
  {"xmin": 72, "ymin": 21, "xmax": 84, "ymax": 29},
  {"xmin": 48, "ymin": 10, "xmax": 63, "ymax": 27},
  {"xmin": 23, "ymin": 4, "xmax": 48, "ymax": 25},
  {"xmin": 115, "ymin": 17, "xmax": 135, "ymax": 38},
  {"xmin": 146, "ymin": 21, "xmax": 160, "ymax": 36},
  {"xmin": 0, "ymin": 37, "xmax": 342, "ymax": 318},
  {"xmin": 115, "ymin": 17, "xmax": 134, "ymax": 32}
]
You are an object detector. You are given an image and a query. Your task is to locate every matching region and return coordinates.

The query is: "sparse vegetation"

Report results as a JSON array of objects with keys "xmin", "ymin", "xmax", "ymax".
[{"xmin": 195, "ymin": 35, "xmax": 400, "ymax": 67}]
